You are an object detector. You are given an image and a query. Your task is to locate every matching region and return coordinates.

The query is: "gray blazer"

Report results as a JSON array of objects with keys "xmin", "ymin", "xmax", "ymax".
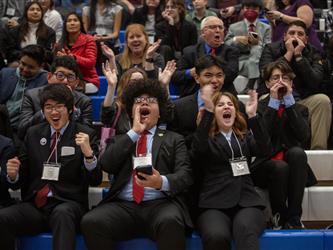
[{"xmin": 225, "ymin": 19, "xmax": 271, "ymax": 79}]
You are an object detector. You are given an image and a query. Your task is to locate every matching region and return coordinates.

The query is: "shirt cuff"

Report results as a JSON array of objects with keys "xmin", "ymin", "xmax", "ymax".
[
  {"xmin": 283, "ymin": 94, "xmax": 295, "ymax": 108},
  {"xmin": 7, "ymin": 173, "xmax": 19, "ymax": 184},
  {"xmin": 160, "ymin": 175, "xmax": 170, "ymax": 191},
  {"xmin": 84, "ymin": 156, "xmax": 97, "ymax": 171},
  {"xmin": 268, "ymin": 96, "xmax": 280, "ymax": 110},
  {"xmin": 127, "ymin": 129, "xmax": 140, "ymax": 142}
]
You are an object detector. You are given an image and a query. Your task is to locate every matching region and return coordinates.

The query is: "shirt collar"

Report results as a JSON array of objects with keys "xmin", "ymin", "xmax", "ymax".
[
  {"xmin": 147, "ymin": 126, "xmax": 157, "ymax": 136},
  {"xmin": 50, "ymin": 121, "xmax": 69, "ymax": 137},
  {"xmin": 244, "ymin": 18, "xmax": 258, "ymax": 27},
  {"xmin": 221, "ymin": 130, "xmax": 233, "ymax": 142}
]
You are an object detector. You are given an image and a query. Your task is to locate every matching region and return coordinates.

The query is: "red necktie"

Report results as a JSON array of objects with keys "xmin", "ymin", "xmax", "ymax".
[
  {"xmin": 271, "ymin": 106, "xmax": 285, "ymax": 160},
  {"xmin": 132, "ymin": 131, "xmax": 147, "ymax": 204},
  {"xmin": 248, "ymin": 24, "xmax": 255, "ymax": 32},
  {"xmin": 210, "ymin": 47, "xmax": 216, "ymax": 56},
  {"xmin": 34, "ymin": 132, "xmax": 58, "ymax": 208}
]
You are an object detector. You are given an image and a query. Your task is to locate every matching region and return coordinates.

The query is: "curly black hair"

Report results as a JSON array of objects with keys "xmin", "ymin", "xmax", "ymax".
[{"xmin": 121, "ymin": 79, "xmax": 169, "ymax": 122}]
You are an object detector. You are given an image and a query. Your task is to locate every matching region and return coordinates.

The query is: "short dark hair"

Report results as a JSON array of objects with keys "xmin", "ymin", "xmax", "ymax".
[
  {"xmin": 195, "ymin": 55, "xmax": 226, "ymax": 75},
  {"xmin": 50, "ymin": 56, "xmax": 81, "ymax": 78},
  {"xmin": 262, "ymin": 59, "xmax": 296, "ymax": 82},
  {"xmin": 39, "ymin": 84, "xmax": 74, "ymax": 114},
  {"xmin": 121, "ymin": 79, "xmax": 169, "ymax": 122},
  {"xmin": 20, "ymin": 45, "xmax": 45, "ymax": 66},
  {"xmin": 286, "ymin": 20, "xmax": 308, "ymax": 35},
  {"xmin": 241, "ymin": 0, "xmax": 263, "ymax": 9}
]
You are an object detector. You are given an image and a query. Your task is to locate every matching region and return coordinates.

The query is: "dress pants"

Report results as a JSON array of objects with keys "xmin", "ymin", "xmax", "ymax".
[
  {"xmin": 197, "ymin": 206, "xmax": 265, "ymax": 250},
  {"xmin": 0, "ymin": 199, "xmax": 85, "ymax": 250},
  {"xmin": 81, "ymin": 199, "xmax": 186, "ymax": 250},
  {"xmin": 251, "ymin": 147, "xmax": 308, "ymax": 222}
]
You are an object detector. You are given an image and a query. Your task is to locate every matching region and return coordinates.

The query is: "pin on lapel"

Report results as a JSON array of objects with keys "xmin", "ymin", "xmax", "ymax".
[
  {"xmin": 40, "ymin": 138, "xmax": 47, "ymax": 146},
  {"xmin": 158, "ymin": 133, "xmax": 164, "ymax": 137}
]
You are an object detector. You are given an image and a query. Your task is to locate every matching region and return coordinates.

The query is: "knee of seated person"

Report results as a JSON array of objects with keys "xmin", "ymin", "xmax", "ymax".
[
  {"xmin": 202, "ymin": 230, "xmax": 230, "ymax": 247},
  {"xmin": 312, "ymin": 94, "xmax": 331, "ymax": 109},
  {"xmin": 285, "ymin": 147, "xmax": 307, "ymax": 160},
  {"xmin": 81, "ymin": 212, "xmax": 99, "ymax": 233},
  {"xmin": 154, "ymin": 211, "xmax": 184, "ymax": 230},
  {"xmin": 271, "ymin": 160, "xmax": 289, "ymax": 176},
  {"xmin": 51, "ymin": 203, "xmax": 77, "ymax": 218}
]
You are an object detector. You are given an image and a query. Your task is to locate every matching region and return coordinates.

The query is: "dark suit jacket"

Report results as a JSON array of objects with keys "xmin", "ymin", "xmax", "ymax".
[
  {"xmin": 172, "ymin": 41, "xmax": 239, "ymax": 96},
  {"xmin": 18, "ymin": 121, "xmax": 102, "ymax": 209},
  {"xmin": 259, "ymin": 41, "xmax": 324, "ymax": 99},
  {"xmin": 254, "ymin": 96, "xmax": 317, "ymax": 186},
  {"xmin": 99, "ymin": 127, "xmax": 193, "ymax": 227},
  {"xmin": 0, "ymin": 104, "xmax": 12, "ymax": 138},
  {"xmin": 0, "ymin": 68, "xmax": 48, "ymax": 105},
  {"xmin": 18, "ymin": 86, "xmax": 93, "ymax": 139},
  {"xmin": 0, "ymin": 135, "xmax": 17, "ymax": 207},
  {"xmin": 191, "ymin": 111, "xmax": 272, "ymax": 209},
  {"xmin": 155, "ymin": 19, "xmax": 198, "ymax": 53}
]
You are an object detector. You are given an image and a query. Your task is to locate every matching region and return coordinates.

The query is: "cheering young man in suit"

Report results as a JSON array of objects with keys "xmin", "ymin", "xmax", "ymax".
[
  {"xmin": 81, "ymin": 79, "xmax": 193, "ymax": 250},
  {"xmin": 224, "ymin": 0, "xmax": 271, "ymax": 92},
  {"xmin": 0, "ymin": 84, "xmax": 101, "ymax": 250}
]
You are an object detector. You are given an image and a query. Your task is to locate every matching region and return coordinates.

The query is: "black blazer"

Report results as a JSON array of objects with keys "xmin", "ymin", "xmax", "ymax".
[
  {"xmin": 99, "ymin": 127, "xmax": 193, "ymax": 227},
  {"xmin": 155, "ymin": 19, "xmax": 198, "ymax": 52},
  {"xmin": 18, "ymin": 86, "xmax": 93, "ymax": 139},
  {"xmin": 254, "ymin": 96, "xmax": 317, "ymax": 186},
  {"xmin": 191, "ymin": 111, "xmax": 272, "ymax": 209},
  {"xmin": 18, "ymin": 122, "xmax": 101, "ymax": 208},
  {"xmin": 0, "ymin": 135, "xmax": 17, "ymax": 207},
  {"xmin": 172, "ymin": 41, "xmax": 239, "ymax": 96}
]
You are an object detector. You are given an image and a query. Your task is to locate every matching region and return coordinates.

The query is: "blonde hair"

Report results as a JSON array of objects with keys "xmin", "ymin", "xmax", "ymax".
[
  {"xmin": 210, "ymin": 92, "xmax": 247, "ymax": 139},
  {"xmin": 119, "ymin": 24, "xmax": 150, "ymax": 71}
]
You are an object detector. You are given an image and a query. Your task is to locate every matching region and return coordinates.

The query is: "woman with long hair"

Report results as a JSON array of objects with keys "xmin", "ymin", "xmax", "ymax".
[
  {"xmin": 4, "ymin": 0, "xmax": 55, "ymax": 66},
  {"xmin": 191, "ymin": 86, "xmax": 272, "ymax": 250},
  {"xmin": 111, "ymin": 23, "xmax": 164, "ymax": 78},
  {"xmin": 57, "ymin": 12, "xmax": 99, "ymax": 94}
]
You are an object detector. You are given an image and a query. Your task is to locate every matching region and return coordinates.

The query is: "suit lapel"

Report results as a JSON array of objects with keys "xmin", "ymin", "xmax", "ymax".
[
  {"xmin": 215, "ymin": 133, "xmax": 233, "ymax": 161},
  {"xmin": 152, "ymin": 128, "xmax": 165, "ymax": 168},
  {"xmin": 38, "ymin": 125, "xmax": 52, "ymax": 163}
]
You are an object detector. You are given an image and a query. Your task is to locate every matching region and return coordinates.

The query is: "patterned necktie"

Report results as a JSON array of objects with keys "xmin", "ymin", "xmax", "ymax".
[
  {"xmin": 34, "ymin": 132, "xmax": 59, "ymax": 208},
  {"xmin": 277, "ymin": 104, "xmax": 285, "ymax": 118},
  {"xmin": 132, "ymin": 131, "xmax": 148, "ymax": 203}
]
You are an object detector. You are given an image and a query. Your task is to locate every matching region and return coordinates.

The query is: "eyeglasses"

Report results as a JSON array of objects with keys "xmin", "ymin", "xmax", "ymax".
[
  {"xmin": 269, "ymin": 75, "xmax": 292, "ymax": 83},
  {"xmin": 205, "ymin": 25, "xmax": 224, "ymax": 30},
  {"xmin": 165, "ymin": 5, "xmax": 176, "ymax": 9},
  {"xmin": 134, "ymin": 97, "xmax": 158, "ymax": 104},
  {"xmin": 44, "ymin": 104, "xmax": 66, "ymax": 113},
  {"xmin": 54, "ymin": 71, "xmax": 77, "ymax": 83}
]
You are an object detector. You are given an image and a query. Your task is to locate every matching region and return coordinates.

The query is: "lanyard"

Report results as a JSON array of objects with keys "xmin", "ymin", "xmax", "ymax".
[
  {"xmin": 46, "ymin": 133, "xmax": 60, "ymax": 164},
  {"xmin": 226, "ymin": 131, "xmax": 244, "ymax": 160}
]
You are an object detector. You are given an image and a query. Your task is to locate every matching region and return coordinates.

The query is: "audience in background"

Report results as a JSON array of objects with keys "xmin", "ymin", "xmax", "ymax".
[
  {"xmin": 3, "ymin": 1, "xmax": 55, "ymax": 66},
  {"xmin": 252, "ymin": 60, "xmax": 317, "ymax": 230},
  {"xmin": 265, "ymin": 0, "xmax": 323, "ymax": 54},
  {"xmin": 56, "ymin": 12, "xmax": 100, "ymax": 94},
  {"xmin": 156, "ymin": 0, "xmax": 198, "ymax": 61},
  {"xmin": 225, "ymin": 0, "xmax": 271, "ymax": 93},
  {"xmin": 260, "ymin": 21, "xmax": 330, "ymax": 150},
  {"xmin": 185, "ymin": 0, "xmax": 217, "ymax": 36},
  {"xmin": 131, "ymin": 0, "xmax": 165, "ymax": 42},
  {"xmin": 0, "ymin": 0, "xmax": 27, "ymax": 28},
  {"xmin": 172, "ymin": 16, "xmax": 239, "ymax": 96},
  {"xmin": 39, "ymin": 0, "xmax": 63, "ymax": 43},
  {"xmin": 0, "ymin": 45, "xmax": 48, "ymax": 145}
]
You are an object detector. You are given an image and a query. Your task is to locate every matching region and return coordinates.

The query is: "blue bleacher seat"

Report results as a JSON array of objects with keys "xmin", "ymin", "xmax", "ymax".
[
  {"xmin": 91, "ymin": 96, "xmax": 104, "ymax": 122},
  {"xmin": 98, "ymin": 76, "xmax": 108, "ymax": 96},
  {"xmin": 17, "ymin": 230, "xmax": 333, "ymax": 250}
]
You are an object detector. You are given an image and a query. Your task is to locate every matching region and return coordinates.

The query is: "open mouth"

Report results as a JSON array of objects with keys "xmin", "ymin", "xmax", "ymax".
[
  {"xmin": 223, "ymin": 113, "xmax": 231, "ymax": 119},
  {"xmin": 140, "ymin": 107, "xmax": 151, "ymax": 118}
]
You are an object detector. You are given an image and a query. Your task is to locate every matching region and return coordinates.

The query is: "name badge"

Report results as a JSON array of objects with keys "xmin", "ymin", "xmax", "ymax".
[
  {"xmin": 133, "ymin": 153, "xmax": 152, "ymax": 169},
  {"xmin": 61, "ymin": 146, "xmax": 75, "ymax": 156},
  {"xmin": 6, "ymin": 8, "xmax": 15, "ymax": 16},
  {"xmin": 42, "ymin": 162, "xmax": 61, "ymax": 181},
  {"xmin": 230, "ymin": 157, "xmax": 250, "ymax": 177}
]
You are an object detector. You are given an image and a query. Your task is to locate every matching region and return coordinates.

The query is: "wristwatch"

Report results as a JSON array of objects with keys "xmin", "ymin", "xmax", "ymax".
[
  {"xmin": 145, "ymin": 57, "xmax": 154, "ymax": 63},
  {"xmin": 85, "ymin": 153, "xmax": 95, "ymax": 160}
]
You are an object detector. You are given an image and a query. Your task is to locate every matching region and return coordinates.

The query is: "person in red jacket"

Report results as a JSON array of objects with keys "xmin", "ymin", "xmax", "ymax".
[{"xmin": 56, "ymin": 12, "xmax": 99, "ymax": 94}]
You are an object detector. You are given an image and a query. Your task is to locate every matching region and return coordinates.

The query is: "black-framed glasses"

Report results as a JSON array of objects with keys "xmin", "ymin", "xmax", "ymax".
[
  {"xmin": 44, "ymin": 104, "xmax": 66, "ymax": 113},
  {"xmin": 134, "ymin": 97, "xmax": 158, "ymax": 104},
  {"xmin": 269, "ymin": 75, "xmax": 291, "ymax": 83},
  {"xmin": 54, "ymin": 71, "xmax": 77, "ymax": 83}
]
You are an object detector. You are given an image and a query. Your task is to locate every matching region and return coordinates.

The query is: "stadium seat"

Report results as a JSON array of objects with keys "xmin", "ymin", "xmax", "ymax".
[
  {"xmin": 98, "ymin": 76, "xmax": 108, "ymax": 96},
  {"xmin": 91, "ymin": 96, "xmax": 104, "ymax": 122}
]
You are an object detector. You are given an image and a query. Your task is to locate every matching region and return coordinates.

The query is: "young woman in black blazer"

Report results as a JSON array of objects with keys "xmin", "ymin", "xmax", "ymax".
[{"xmin": 191, "ymin": 86, "xmax": 272, "ymax": 250}]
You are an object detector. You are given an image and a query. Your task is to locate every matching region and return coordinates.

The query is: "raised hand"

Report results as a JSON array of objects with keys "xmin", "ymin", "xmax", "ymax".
[
  {"xmin": 158, "ymin": 60, "xmax": 176, "ymax": 88},
  {"xmin": 102, "ymin": 60, "xmax": 117, "ymax": 88},
  {"xmin": 245, "ymin": 90, "xmax": 258, "ymax": 118},
  {"xmin": 132, "ymin": 106, "xmax": 147, "ymax": 134},
  {"xmin": 75, "ymin": 132, "xmax": 93, "ymax": 158},
  {"xmin": 146, "ymin": 39, "xmax": 161, "ymax": 60},
  {"xmin": 201, "ymin": 84, "xmax": 215, "ymax": 112}
]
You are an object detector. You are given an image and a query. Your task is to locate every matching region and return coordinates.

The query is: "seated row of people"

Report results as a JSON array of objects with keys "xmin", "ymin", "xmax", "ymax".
[{"xmin": 0, "ymin": 56, "xmax": 317, "ymax": 250}]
